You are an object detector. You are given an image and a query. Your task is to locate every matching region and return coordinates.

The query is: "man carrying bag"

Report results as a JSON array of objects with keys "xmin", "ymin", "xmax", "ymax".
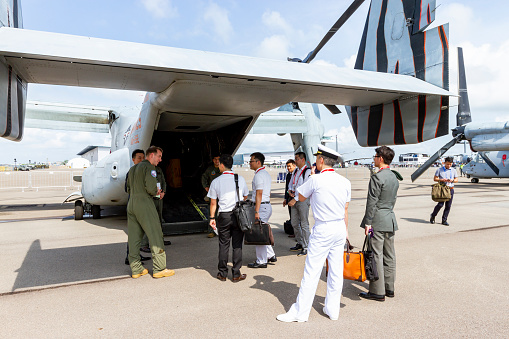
[
  {"xmin": 208, "ymin": 154, "xmax": 249, "ymax": 282},
  {"xmin": 359, "ymin": 146, "xmax": 401, "ymax": 302}
]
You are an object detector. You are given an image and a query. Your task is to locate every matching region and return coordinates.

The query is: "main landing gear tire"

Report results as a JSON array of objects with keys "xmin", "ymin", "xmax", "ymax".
[
  {"xmin": 471, "ymin": 178, "xmax": 479, "ymax": 183},
  {"xmin": 91, "ymin": 205, "xmax": 101, "ymax": 219},
  {"xmin": 75, "ymin": 200, "xmax": 84, "ymax": 220}
]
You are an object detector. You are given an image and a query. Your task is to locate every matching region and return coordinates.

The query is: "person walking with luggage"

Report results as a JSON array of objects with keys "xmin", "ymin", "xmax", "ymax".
[
  {"xmin": 126, "ymin": 146, "xmax": 175, "ymax": 279},
  {"xmin": 278, "ymin": 145, "xmax": 350, "ymax": 322},
  {"xmin": 359, "ymin": 146, "xmax": 401, "ymax": 301},
  {"xmin": 208, "ymin": 154, "xmax": 249, "ymax": 282},
  {"xmin": 430, "ymin": 157, "xmax": 458, "ymax": 226},
  {"xmin": 247, "ymin": 152, "xmax": 276, "ymax": 268},
  {"xmin": 287, "ymin": 152, "xmax": 312, "ymax": 256}
]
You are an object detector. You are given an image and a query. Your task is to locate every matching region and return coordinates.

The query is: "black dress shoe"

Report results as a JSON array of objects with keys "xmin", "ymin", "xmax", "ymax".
[
  {"xmin": 297, "ymin": 249, "xmax": 307, "ymax": 257},
  {"xmin": 430, "ymin": 214, "xmax": 435, "ymax": 224},
  {"xmin": 290, "ymin": 244, "xmax": 303, "ymax": 252},
  {"xmin": 216, "ymin": 273, "xmax": 226, "ymax": 281},
  {"xmin": 359, "ymin": 292, "xmax": 385, "ymax": 301},
  {"xmin": 268, "ymin": 256, "xmax": 277, "ymax": 263},
  {"xmin": 232, "ymin": 274, "xmax": 247, "ymax": 282},
  {"xmin": 386, "ymin": 290, "xmax": 394, "ymax": 298},
  {"xmin": 442, "ymin": 221, "xmax": 449, "ymax": 226},
  {"xmin": 247, "ymin": 262, "xmax": 267, "ymax": 268},
  {"xmin": 164, "ymin": 240, "xmax": 172, "ymax": 246},
  {"xmin": 140, "ymin": 246, "xmax": 151, "ymax": 253}
]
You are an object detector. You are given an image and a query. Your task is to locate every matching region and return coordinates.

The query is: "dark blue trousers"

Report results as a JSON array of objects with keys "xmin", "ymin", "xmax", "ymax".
[{"xmin": 432, "ymin": 189, "xmax": 455, "ymax": 222}]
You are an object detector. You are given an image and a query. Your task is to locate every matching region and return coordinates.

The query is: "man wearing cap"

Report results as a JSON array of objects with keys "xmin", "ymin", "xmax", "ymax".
[
  {"xmin": 247, "ymin": 152, "xmax": 277, "ymax": 268},
  {"xmin": 287, "ymin": 152, "xmax": 312, "ymax": 256},
  {"xmin": 359, "ymin": 146, "xmax": 401, "ymax": 301},
  {"xmin": 208, "ymin": 154, "xmax": 249, "ymax": 282},
  {"xmin": 278, "ymin": 145, "xmax": 351, "ymax": 322}
]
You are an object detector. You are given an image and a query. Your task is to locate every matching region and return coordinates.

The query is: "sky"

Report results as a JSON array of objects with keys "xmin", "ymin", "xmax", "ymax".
[{"xmin": 1, "ymin": 0, "xmax": 509, "ymax": 164}]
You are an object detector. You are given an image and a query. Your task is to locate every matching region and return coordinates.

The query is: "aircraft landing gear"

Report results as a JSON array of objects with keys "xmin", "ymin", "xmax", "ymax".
[
  {"xmin": 75, "ymin": 200, "xmax": 84, "ymax": 220},
  {"xmin": 471, "ymin": 178, "xmax": 479, "ymax": 183},
  {"xmin": 91, "ymin": 205, "xmax": 101, "ymax": 219}
]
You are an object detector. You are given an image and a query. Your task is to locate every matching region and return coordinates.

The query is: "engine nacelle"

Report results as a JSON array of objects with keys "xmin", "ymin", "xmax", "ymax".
[
  {"xmin": 470, "ymin": 133, "xmax": 509, "ymax": 152},
  {"xmin": 81, "ymin": 147, "xmax": 131, "ymax": 205}
]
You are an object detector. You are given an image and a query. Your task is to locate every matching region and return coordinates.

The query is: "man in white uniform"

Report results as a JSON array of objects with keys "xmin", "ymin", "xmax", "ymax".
[
  {"xmin": 287, "ymin": 152, "xmax": 312, "ymax": 256},
  {"xmin": 278, "ymin": 145, "xmax": 351, "ymax": 322},
  {"xmin": 247, "ymin": 152, "xmax": 277, "ymax": 268},
  {"xmin": 208, "ymin": 154, "xmax": 249, "ymax": 282}
]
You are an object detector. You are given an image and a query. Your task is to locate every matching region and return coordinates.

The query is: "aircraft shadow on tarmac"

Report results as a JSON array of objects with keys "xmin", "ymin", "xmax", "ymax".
[{"xmin": 12, "ymin": 225, "xmax": 344, "ymax": 293}]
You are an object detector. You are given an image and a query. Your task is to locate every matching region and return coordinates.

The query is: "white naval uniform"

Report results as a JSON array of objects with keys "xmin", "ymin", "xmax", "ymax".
[
  {"xmin": 252, "ymin": 167, "xmax": 275, "ymax": 264},
  {"xmin": 285, "ymin": 168, "xmax": 351, "ymax": 321}
]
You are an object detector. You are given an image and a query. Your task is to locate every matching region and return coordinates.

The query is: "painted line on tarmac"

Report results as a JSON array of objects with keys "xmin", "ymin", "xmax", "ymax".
[{"xmin": 0, "ymin": 275, "xmax": 131, "ymax": 297}]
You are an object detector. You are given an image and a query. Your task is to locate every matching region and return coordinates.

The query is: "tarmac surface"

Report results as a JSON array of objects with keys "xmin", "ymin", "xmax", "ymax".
[{"xmin": 0, "ymin": 166, "xmax": 508, "ymax": 338}]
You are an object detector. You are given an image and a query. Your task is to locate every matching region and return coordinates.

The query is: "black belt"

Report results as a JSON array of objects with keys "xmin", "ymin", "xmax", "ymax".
[{"xmin": 261, "ymin": 202, "xmax": 270, "ymax": 204}]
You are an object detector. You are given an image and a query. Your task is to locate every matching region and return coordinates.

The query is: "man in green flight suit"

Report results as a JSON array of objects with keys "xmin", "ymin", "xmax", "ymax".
[
  {"xmin": 201, "ymin": 154, "xmax": 221, "ymax": 238},
  {"xmin": 140, "ymin": 164, "xmax": 170, "ymax": 252},
  {"xmin": 127, "ymin": 145, "xmax": 175, "ymax": 279}
]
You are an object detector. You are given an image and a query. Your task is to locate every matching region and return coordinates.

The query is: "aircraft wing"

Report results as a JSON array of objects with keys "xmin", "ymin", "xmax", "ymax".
[{"xmin": 0, "ymin": 27, "xmax": 452, "ymax": 110}]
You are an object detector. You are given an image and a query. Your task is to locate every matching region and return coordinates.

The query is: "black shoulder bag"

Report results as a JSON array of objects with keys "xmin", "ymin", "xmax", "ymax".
[
  {"xmin": 232, "ymin": 174, "xmax": 256, "ymax": 232},
  {"xmin": 362, "ymin": 234, "xmax": 379, "ymax": 281}
]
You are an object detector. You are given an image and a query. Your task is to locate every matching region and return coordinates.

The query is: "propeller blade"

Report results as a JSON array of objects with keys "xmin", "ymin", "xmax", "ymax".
[
  {"xmin": 302, "ymin": 0, "xmax": 366, "ymax": 64},
  {"xmin": 324, "ymin": 104, "xmax": 341, "ymax": 114},
  {"xmin": 411, "ymin": 136, "xmax": 462, "ymax": 182},
  {"xmin": 457, "ymin": 47, "xmax": 472, "ymax": 126},
  {"xmin": 478, "ymin": 152, "xmax": 500, "ymax": 175}
]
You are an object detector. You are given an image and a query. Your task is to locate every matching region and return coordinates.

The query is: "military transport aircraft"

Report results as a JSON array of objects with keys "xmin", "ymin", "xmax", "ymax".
[
  {"xmin": 0, "ymin": 0, "xmax": 452, "ymax": 229},
  {"xmin": 411, "ymin": 47, "xmax": 509, "ymax": 182}
]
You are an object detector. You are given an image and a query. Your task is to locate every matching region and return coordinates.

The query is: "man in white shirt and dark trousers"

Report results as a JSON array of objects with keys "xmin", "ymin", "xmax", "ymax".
[
  {"xmin": 287, "ymin": 152, "xmax": 312, "ymax": 256},
  {"xmin": 278, "ymin": 145, "xmax": 351, "ymax": 322},
  {"xmin": 208, "ymin": 154, "xmax": 249, "ymax": 282},
  {"xmin": 247, "ymin": 152, "xmax": 276, "ymax": 268}
]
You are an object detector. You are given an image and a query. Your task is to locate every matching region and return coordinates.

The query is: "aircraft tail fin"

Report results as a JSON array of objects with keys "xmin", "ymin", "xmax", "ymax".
[
  {"xmin": 0, "ymin": 0, "xmax": 26, "ymax": 141},
  {"xmin": 457, "ymin": 47, "xmax": 472, "ymax": 126},
  {"xmin": 346, "ymin": 0, "xmax": 450, "ymax": 147}
]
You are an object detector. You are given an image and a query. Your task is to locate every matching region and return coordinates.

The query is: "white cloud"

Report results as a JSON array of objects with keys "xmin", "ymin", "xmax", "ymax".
[
  {"xmin": 257, "ymin": 35, "xmax": 292, "ymax": 60},
  {"xmin": 261, "ymin": 11, "xmax": 292, "ymax": 34},
  {"xmin": 203, "ymin": 3, "xmax": 233, "ymax": 44},
  {"xmin": 140, "ymin": 0, "xmax": 177, "ymax": 19}
]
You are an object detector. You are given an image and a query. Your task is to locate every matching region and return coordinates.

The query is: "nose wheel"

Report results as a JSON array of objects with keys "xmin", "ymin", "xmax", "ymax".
[
  {"xmin": 471, "ymin": 178, "xmax": 479, "ymax": 183},
  {"xmin": 74, "ymin": 200, "xmax": 84, "ymax": 220}
]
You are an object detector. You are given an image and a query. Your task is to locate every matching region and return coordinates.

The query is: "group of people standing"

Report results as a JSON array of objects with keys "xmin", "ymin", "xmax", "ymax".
[{"xmin": 124, "ymin": 143, "xmax": 457, "ymax": 322}]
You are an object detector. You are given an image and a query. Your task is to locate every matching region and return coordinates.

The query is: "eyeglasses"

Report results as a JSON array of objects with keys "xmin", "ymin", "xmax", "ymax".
[
  {"xmin": 373, "ymin": 155, "xmax": 381, "ymax": 159},
  {"xmin": 249, "ymin": 160, "xmax": 258, "ymax": 163}
]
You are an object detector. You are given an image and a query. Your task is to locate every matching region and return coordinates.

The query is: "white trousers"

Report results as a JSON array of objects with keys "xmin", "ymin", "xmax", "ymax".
[
  {"xmin": 286, "ymin": 220, "xmax": 346, "ymax": 321},
  {"xmin": 256, "ymin": 204, "xmax": 275, "ymax": 264}
]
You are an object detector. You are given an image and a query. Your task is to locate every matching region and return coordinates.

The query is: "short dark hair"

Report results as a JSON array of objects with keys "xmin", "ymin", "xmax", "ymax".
[
  {"xmin": 132, "ymin": 149, "xmax": 144, "ymax": 159},
  {"xmin": 250, "ymin": 152, "xmax": 265, "ymax": 165},
  {"xmin": 219, "ymin": 154, "xmax": 233, "ymax": 169},
  {"xmin": 295, "ymin": 152, "xmax": 306, "ymax": 161},
  {"xmin": 146, "ymin": 146, "xmax": 163, "ymax": 157},
  {"xmin": 286, "ymin": 159, "xmax": 296, "ymax": 166},
  {"xmin": 444, "ymin": 156, "xmax": 454, "ymax": 163},
  {"xmin": 375, "ymin": 146, "xmax": 395, "ymax": 165}
]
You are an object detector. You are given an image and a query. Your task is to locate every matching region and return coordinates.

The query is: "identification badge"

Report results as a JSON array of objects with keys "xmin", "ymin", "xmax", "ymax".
[
  {"xmin": 151, "ymin": 170, "xmax": 157, "ymax": 177},
  {"xmin": 211, "ymin": 171, "xmax": 216, "ymax": 175}
]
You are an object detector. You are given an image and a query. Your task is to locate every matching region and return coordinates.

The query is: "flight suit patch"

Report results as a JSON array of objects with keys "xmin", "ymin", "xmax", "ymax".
[{"xmin": 151, "ymin": 170, "xmax": 157, "ymax": 177}]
